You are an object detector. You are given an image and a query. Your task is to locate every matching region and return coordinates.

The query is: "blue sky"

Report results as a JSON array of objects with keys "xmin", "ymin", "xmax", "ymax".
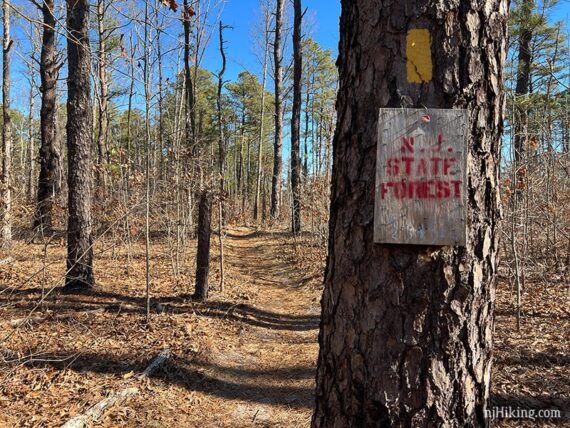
[
  {"xmin": 7, "ymin": 0, "xmax": 342, "ymax": 114},
  {"xmin": 204, "ymin": 0, "xmax": 567, "ymax": 84},
  {"xmin": 200, "ymin": 0, "xmax": 341, "ymax": 83},
  {"xmin": 6, "ymin": 0, "xmax": 567, "ymax": 115},
  {"xmin": 193, "ymin": 0, "xmax": 341, "ymax": 167}
]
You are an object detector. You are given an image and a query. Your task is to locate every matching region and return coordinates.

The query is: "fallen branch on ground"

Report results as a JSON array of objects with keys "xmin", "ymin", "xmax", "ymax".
[
  {"xmin": 60, "ymin": 348, "xmax": 170, "ymax": 428},
  {"xmin": 138, "ymin": 348, "xmax": 171, "ymax": 380},
  {"xmin": 10, "ymin": 309, "xmax": 105, "ymax": 328},
  {"xmin": 60, "ymin": 387, "xmax": 139, "ymax": 428}
]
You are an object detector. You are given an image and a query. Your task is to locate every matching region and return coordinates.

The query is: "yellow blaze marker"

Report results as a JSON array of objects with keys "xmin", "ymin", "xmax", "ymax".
[{"xmin": 406, "ymin": 29, "xmax": 432, "ymax": 83}]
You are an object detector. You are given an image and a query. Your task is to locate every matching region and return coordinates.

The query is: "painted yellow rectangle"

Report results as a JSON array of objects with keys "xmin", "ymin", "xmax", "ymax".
[{"xmin": 406, "ymin": 29, "xmax": 432, "ymax": 83}]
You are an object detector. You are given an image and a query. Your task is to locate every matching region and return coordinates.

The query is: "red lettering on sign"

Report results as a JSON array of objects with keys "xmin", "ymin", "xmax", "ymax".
[
  {"xmin": 415, "ymin": 181, "xmax": 427, "ymax": 198},
  {"xmin": 387, "ymin": 158, "xmax": 398, "ymax": 175},
  {"xmin": 432, "ymin": 134, "xmax": 443, "ymax": 152},
  {"xmin": 436, "ymin": 180, "xmax": 451, "ymax": 198},
  {"xmin": 416, "ymin": 159, "xmax": 427, "ymax": 175},
  {"xmin": 380, "ymin": 182, "xmax": 390, "ymax": 199},
  {"xmin": 382, "ymin": 133, "xmax": 462, "ymax": 201},
  {"xmin": 444, "ymin": 158, "xmax": 457, "ymax": 175},
  {"xmin": 430, "ymin": 157, "xmax": 442, "ymax": 175},
  {"xmin": 402, "ymin": 157, "xmax": 414, "ymax": 175},
  {"xmin": 393, "ymin": 182, "xmax": 407, "ymax": 199},
  {"xmin": 386, "ymin": 156, "xmax": 459, "ymax": 177},
  {"xmin": 401, "ymin": 136, "xmax": 415, "ymax": 153},
  {"xmin": 379, "ymin": 180, "xmax": 462, "ymax": 200},
  {"xmin": 451, "ymin": 180, "xmax": 462, "ymax": 197}
]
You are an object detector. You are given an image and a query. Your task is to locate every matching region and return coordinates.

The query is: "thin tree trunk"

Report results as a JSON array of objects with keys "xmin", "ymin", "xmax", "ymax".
[
  {"xmin": 270, "ymin": 0, "xmax": 284, "ymax": 219},
  {"xmin": 125, "ymin": 33, "xmax": 135, "ymax": 188},
  {"xmin": 27, "ymin": 58, "xmax": 35, "ymax": 202},
  {"xmin": 156, "ymin": 18, "xmax": 165, "ymax": 183},
  {"xmin": 1, "ymin": 0, "xmax": 13, "ymax": 245},
  {"xmin": 255, "ymin": 12, "xmax": 270, "ymax": 222},
  {"xmin": 143, "ymin": 0, "xmax": 152, "ymax": 321},
  {"xmin": 290, "ymin": 0, "xmax": 302, "ymax": 234},
  {"xmin": 216, "ymin": 21, "xmax": 226, "ymax": 292},
  {"xmin": 238, "ymin": 113, "xmax": 245, "ymax": 210},
  {"xmin": 34, "ymin": 0, "xmax": 60, "ymax": 233},
  {"xmin": 121, "ymin": 31, "xmax": 135, "ymax": 272},
  {"xmin": 245, "ymin": 131, "xmax": 250, "ymax": 217},
  {"xmin": 96, "ymin": 0, "xmax": 109, "ymax": 193},
  {"xmin": 194, "ymin": 191, "xmax": 212, "ymax": 301},
  {"xmin": 183, "ymin": 0, "xmax": 196, "ymax": 148},
  {"xmin": 65, "ymin": 0, "xmax": 94, "ymax": 289},
  {"xmin": 313, "ymin": 0, "xmax": 507, "ymax": 425},
  {"xmin": 303, "ymin": 78, "xmax": 310, "ymax": 180}
]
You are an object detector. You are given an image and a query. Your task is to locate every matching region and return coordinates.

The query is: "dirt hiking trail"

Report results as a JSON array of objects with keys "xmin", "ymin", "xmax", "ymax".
[{"xmin": 0, "ymin": 227, "xmax": 323, "ymax": 427}]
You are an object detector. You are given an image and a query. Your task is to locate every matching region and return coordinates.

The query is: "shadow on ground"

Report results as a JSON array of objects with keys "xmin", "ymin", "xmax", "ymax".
[
  {"xmin": 0, "ymin": 287, "xmax": 320, "ymax": 332},
  {"xmin": 14, "ymin": 351, "xmax": 315, "ymax": 409}
]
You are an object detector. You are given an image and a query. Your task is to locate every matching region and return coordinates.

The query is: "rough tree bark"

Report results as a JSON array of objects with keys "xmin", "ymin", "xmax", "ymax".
[
  {"xmin": 65, "ymin": 0, "xmax": 94, "ymax": 289},
  {"xmin": 270, "ymin": 0, "xmax": 284, "ymax": 219},
  {"xmin": 513, "ymin": 0, "xmax": 533, "ymax": 165},
  {"xmin": 194, "ymin": 191, "xmax": 212, "ymax": 301},
  {"xmin": 290, "ymin": 0, "xmax": 302, "ymax": 234},
  {"xmin": 1, "ymin": 0, "xmax": 13, "ymax": 246},
  {"xmin": 34, "ymin": 0, "xmax": 60, "ymax": 233},
  {"xmin": 313, "ymin": 0, "xmax": 507, "ymax": 426}
]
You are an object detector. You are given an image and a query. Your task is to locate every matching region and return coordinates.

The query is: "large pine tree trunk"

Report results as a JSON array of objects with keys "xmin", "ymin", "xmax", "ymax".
[
  {"xmin": 290, "ymin": 0, "xmax": 302, "ymax": 234},
  {"xmin": 65, "ymin": 0, "xmax": 94, "ymax": 290},
  {"xmin": 313, "ymin": 0, "xmax": 507, "ymax": 426},
  {"xmin": 270, "ymin": 0, "xmax": 284, "ymax": 220},
  {"xmin": 34, "ymin": 0, "xmax": 60, "ymax": 233}
]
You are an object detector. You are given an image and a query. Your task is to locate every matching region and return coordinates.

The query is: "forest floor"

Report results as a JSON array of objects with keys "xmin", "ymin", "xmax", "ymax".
[
  {"xmin": 0, "ymin": 227, "xmax": 323, "ymax": 427},
  {"xmin": 0, "ymin": 227, "xmax": 568, "ymax": 427}
]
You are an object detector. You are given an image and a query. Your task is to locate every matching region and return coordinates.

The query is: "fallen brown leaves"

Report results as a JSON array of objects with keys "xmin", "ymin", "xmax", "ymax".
[
  {"xmin": 0, "ymin": 228, "xmax": 567, "ymax": 427},
  {"xmin": 492, "ymin": 278, "xmax": 569, "ymax": 427},
  {"xmin": 0, "ymin": 227, "xmax": 320, "ymax": 427}
]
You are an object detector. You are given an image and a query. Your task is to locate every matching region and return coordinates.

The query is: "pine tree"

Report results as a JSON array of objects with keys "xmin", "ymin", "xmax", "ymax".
[
  {"xmin": 65, "ymin": 0, "xmax": 94, "ymax": 290},
  {"xmin": 270, "ymin": 0, "xmax": 284, "ymax": 219},
  {"xmin": 34, "ymin": 0, "xmax": 60, "ymax": 233},
  {"xmin": 313, "ymin": 0, "xmax": 507, "ymax": 425}
]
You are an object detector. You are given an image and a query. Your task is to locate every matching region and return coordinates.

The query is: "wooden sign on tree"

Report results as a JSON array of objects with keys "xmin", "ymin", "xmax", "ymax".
[{"xmin": 374, "ymin": 108, "xmax": 468, "ymax": 246}]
